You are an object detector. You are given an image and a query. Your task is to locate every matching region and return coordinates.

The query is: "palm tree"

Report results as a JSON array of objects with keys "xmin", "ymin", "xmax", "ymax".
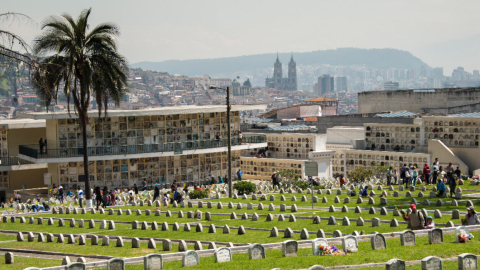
[{"xmin": 32, "ymin": 8, "xmax": 128, "ymax": 207}]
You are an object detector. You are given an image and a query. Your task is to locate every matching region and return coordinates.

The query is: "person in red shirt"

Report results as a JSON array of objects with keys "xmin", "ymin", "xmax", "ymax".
[
  {"xmin": 423, "ymin": 163, "xmax": 431, "ymax": 185},
  {"xmin": 340, "ymin": 176, "xmax": 345, "ymax": 186}
]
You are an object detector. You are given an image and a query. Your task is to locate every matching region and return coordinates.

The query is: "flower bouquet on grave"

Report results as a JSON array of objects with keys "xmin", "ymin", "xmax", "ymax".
[
  {"xmin": 194, "ymin": 210, "xmax": 201, "ymax": 219},
  {"xmin": 458, "ymin": 234, "xmax": 469, "ymax": 243},
  {"xmin": 318, "ymin": 245, "xmax": 346, "ymax": 256},
  {"xmin": 397, "ymin": 206, "xmax": 408, "ymax": 221},
  {"xmin": 260, "ymin": 194, "xmax": 267, "ymax": 201}
]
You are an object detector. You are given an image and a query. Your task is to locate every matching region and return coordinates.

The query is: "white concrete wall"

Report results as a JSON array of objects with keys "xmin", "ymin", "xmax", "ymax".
[{"xmin": 326, "ymin": 126, "xmax": 365, "ymax": 145}]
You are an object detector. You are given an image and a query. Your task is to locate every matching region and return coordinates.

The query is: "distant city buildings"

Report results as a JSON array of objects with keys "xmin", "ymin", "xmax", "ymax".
[
  {"xmin": 314, "ymin": 75, "xmax": 334, "ymax": 96},
  {"xmin": 335, "ymin": 76, "xmax": 347, "ymax": 92},
  {"xmin": 265, "ymin": 55, "xmax": 297, "ymax": 91},
  {"xmin": 381, "ymin": 81, "xmax": 400, "ymax": 90}
]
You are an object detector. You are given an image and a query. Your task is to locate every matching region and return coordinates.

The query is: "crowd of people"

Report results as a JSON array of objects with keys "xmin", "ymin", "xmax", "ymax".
[{"xmin": 385, "ymin": 158, "xmax": 462, "ymax": 198}]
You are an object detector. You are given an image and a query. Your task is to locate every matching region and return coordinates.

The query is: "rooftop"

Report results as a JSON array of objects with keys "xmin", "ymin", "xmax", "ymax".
[
  {"xmin": 264, "ymin": 125, "xmax": 314, "ymax": 131},
  {"xmin": 373, "ymin": 112, "xmax": 418, "ymax": 118},
  {"xmin": 306, "ymin": 97, "xmax": 340, "ymax": 102},
  {"xmin": 17, "ymin": 105, "xmax": 267, "ymax": 120},
  {"xmin": 0, "ymin": 119, "xmax": 46, "ymax": 129}
]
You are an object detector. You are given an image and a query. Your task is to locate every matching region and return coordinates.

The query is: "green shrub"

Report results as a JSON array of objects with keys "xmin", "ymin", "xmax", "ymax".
[
  {"xmin": 291, "ymin": 180, "xmax": 310, "ymax": 190},
  {"xmin": 233, "ymin": 181, "xmax": 256, "ymax": 195},
  {"xmin": 188, "ymin": 189, "xmax": 208, "ymax": 200}
]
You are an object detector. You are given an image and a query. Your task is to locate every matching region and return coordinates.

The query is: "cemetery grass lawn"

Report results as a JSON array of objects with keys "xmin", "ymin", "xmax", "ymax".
[
  {"xmin": 0, "ymin": 234, "xmax": 17, "ymax": 241},
  {"xmin": 0, "ymin": 256, "xmax": 60, "ymax": 269},
  {"xmin": 93, "ymin": 232, "xmax": 480, "ymax": 270}
]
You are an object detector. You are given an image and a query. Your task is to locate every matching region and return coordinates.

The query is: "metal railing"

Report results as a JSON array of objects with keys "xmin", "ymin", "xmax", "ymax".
[
  {"xmin": 0, "ymin": 156, "xmax": 34, "ymax": 166},
  {"xmin": 19, "ymin": 135, "xmax": 266, "ymax": 159}
]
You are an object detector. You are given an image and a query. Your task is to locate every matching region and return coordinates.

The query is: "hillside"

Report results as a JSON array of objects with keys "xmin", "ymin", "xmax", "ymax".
[{"xmin": 131, "ymin": 48, "xmax": 429, "ymax": 76}]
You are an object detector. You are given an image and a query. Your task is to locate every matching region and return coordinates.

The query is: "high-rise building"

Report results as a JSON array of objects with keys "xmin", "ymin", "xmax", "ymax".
[
  {"xmin": 381, "ymin": 81, "xmax": 399, "ymax": 90},
  {"xmin": 314, "ymin": 75, "xmax": 334, "ymax": 96},
  {"xmin": 335, "ymin": 77, "xmax": 347, "ymax": 92},
  {"xmin": 265, "ymin": 54, "xmax": 297, "ymax": 91}
]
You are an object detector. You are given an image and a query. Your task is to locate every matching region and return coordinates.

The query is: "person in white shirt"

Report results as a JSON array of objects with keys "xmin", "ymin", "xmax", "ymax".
[{"xmin": 78, "ymin": 188, "xmax": 84, "ymax": 208}]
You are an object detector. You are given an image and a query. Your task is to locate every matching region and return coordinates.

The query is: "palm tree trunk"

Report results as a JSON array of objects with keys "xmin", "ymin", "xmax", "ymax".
[{"xmin": 81, "ymin": 112, "xmax": 92, "ymax": 204}]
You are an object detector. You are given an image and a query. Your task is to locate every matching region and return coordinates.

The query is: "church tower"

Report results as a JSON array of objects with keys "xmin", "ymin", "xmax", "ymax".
[
  {"xmin": 273, "ymin": 53, "xmax": 282, "ymax": 87},
  {"xmin": 288, "ymin": 55, "xmax": 297, "ymax": 90}
]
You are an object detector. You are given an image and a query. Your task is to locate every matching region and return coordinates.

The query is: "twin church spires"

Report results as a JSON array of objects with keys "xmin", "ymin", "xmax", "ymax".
[{"xmin": 265, "ymin": 53, "xmax": 297, "ymax": 91}]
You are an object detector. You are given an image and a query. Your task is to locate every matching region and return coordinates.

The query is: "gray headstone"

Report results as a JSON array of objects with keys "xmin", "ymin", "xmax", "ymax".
[
  {"xmin": 17, "ymin": 232, "xmax": 24, "ymax": 242},
  {"xmin": 194, "ymin": 241, "xmax": 203, "ymax": 251},
  {"xmin": 372, "ymin": 217, "xmax": 381, "ymax": 227},
  {"xmin": 67, "ymin": 234, "xmax": 75, "ymax": 244},
  {"xmin": 107, "ymin": 258, "xmax": 125, "ymax": 270},
  {"xmin": 455, "ymin": 226, "xmax": 470, "ymax": 243},
  {"xmin": 458, "ymin": 253, "xmax": 478, "ymax": 270},
  {"xmin": 102, "ymin": 235, "xmax": 109, "ymax": 246},
  {"xmin": 333, "ymin": 230, "xmax": 342, "ymax": 238},
  {"xmin": 131, "ymin": 237, "xmax": 140, "ymax": 248},
  {"xmin": 428, "ymin": 228, "xmax": 444, "ymax": 244},
  {"xmin": 209, "ymin": 224, "xmax": 216, "ymax": 233},
  {"xmin": 357, "ymin": 217, "xmax": 365, "ymax": 226},
  {"xmin": 385, "ymin": 259, "xmax": 406, "ymax": 270},
  {"xmin": 248, "ymin": 243, "xmax": 266, "ymax": 260},
  {"xmin": 57, "ymin": 234, "xmax": 64, "ymax": 244},
  {"xmin": 78, "ymin": 235, "xmax": 86, "ymax": 245},
  {"xmin": 163, "ymin": 239, "xmax": 172, "ymax": 251},
  {"xmin": 184, "ymin": 223, "xmax": 191, "ymax": 232},
  {"xmin": 238, "ymin": 225, "xmax": 245, "ymax": 235},
  {"xmin": 223, "ymin": 225, "xmax": 230, "ymax": 234},
  {"xmin": 421, "ymin": 256, "xmax": 443, "ymax": 270},
  {"xmin": 91, "ymin": 235, "xmax": 98, "ymax": 245},
  {"xmin": 116, "ymin": 237, "xmax": 124, "ymax": 247},
  {"xmin": 300, "ymin": 228, "xmax": 309, "ymax": 239},
  {"xmin": 182, "ymin": 250, "xmax": 199, "ymax": 267},
  {"xmin": 271, "ymin": 227, "xmax": 279, "ymax": 237},
  {"xmin": 342, "ymin": 236, "xmax": 358, "ymax": 253},
  {"xmin": 342, "ymin": 217, "xmax": 350, "ymax": 226},
  {"xmin": 196, "ymin": 224, "xmax": 203, "ymax": 233},
  {"xmin": 282, "ymin": 240, "xmax": 298, "ymax": 257},
  {"xmin": 400, "ymin": 231, "xmax": 416, "ymax": 246},
  {"xmin": 284, "ymin": 227, "xmax": 294, "ymax": 238},
  {"xmin": 37, "ymin": 233, "xmax": 45, "ymax": 242},
  {"xmin": 147, "ymin": 238, "xmax": 156, "ymax": 249},
  {"xmin": 144, "ymin": 254, "xmax": 163, "ymax": 270},
  {"xmin": 62, "ymin": 256, "xmax": 71, "ymax": 266}
]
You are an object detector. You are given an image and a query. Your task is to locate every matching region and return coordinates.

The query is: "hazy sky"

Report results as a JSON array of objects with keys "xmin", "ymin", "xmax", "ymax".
[{"xmin": 3, "ymin": 0, "xmax": 480, "ymax": 73}]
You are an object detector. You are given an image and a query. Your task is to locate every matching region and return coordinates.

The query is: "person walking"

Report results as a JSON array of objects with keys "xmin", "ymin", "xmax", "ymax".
[
  {"xmin": 102, "ymin": 186, "xmax": 108, "ymax": 208},
  {"xmin": 78, "ymin": 187, "xmax": 84, "ymax": 208},
  {"xmin": 449, "ymin": 174, "xmax": 457, "ymax": 198},
  {"xmin": 134, "ymin": 184, "xmax": 138, "ymax": 195},
  {"xmin": 423, "ymin": 163, "xmax": 431, "ymax": 185},
  {"xmin": 95, "ymin": 186, "xmax": 102, "ymax": 211},
  {"xmin": 238, "ymin": 132, "xmax": 243, "ymax": 145},
  {"xmin": 399, "ymin": 164, "xmax": 407, "ymax": 185},
  {"xmin": 446, "ymin": 162, "xmax": 454, "ymax": 184},
  {"xmin": 431, "ymin": 164, "xmax": 438, "ymax": 186},
  {"xmin": 412, "ymin": 166, "xmax": 418, "ymax": 186},
  {"xmin": 405, "ymin": 167, "xmax": 412, "ymax": 188},
  {"xmin": 271, "ymin": 173, "xmax": 278, "ymax": 188},
  {"xmin": 153, "ymin": 183, "xmax": 160, "ymax": 202},
  {"xmin": 393, "ymin": 168, "xmax": 398, "ymax": 185},
  {"xmin": 236, "ymin": 169, "xmax": 243, "ymax": 181}
]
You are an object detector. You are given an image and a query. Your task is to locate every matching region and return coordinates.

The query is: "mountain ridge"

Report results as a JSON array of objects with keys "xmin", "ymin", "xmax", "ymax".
[{"xmin": 131, "ymin": 48, "xmax": 429, "ymax": 77}]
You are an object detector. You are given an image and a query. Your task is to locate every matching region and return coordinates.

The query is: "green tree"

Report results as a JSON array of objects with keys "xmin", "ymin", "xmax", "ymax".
[
  {"xmin": 243, "ymin": 78, "xmax": 252, "ymax": 88},
  {"xmin": 232, "ymin": 79, "xmax": 240, "ymax": 87},
  {"xmin": 347, "ymin": 165, "xmax": 389, "ymax": 183},
  {"xmin": 31, "ymin": 8, "xmax": 128, "ymax": 205}
]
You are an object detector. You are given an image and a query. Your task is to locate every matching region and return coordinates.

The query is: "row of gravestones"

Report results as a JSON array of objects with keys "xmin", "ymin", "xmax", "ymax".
[
  {"xmin": 16, "ymin": 231, "xmax": 225, "ymax": 252},
  {"xmin": 385, "ymin": 253, "xmax": 478, "ymax": 270},
  {"xmin": 5, "ymin": 216, "xmax": 116, "ymax": 230},
  {"xmin": 24, "ymin": 244, "xmax": 269, "ymax": 269}
]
